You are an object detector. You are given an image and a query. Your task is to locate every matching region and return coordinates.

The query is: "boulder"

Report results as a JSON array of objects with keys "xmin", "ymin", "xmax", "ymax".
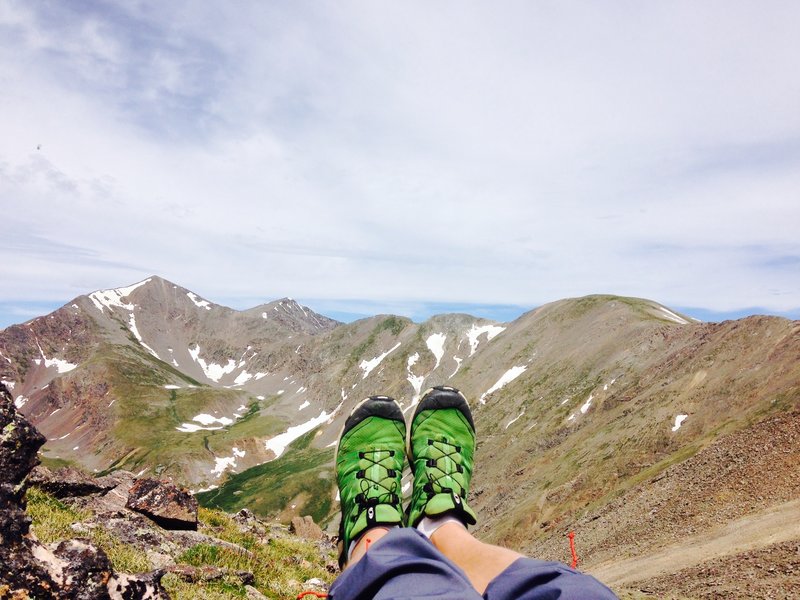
[
  {"xmin": 126, "ymin": 478, "xmax": 198, "ymax": 531},
  {"xmin": 289, "ymin": 515, "xmax": 324, "ymax": 541},
  {"xmin": 29, "ymin": 465, "xmax": 119, "ymax": 499},
  {"xmin": 0, "ymin": 383, "xmax": 46, "ymax": 488}
]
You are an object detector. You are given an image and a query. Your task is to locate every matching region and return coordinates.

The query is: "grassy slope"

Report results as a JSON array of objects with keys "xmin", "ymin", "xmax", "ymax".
[
  {"xmin": 197, "ymin": 429, "xmax": 335, "ymax": 524},
  {"xmin": 26, "ymin": 488, "xmax": 336, "ymax": 599}
]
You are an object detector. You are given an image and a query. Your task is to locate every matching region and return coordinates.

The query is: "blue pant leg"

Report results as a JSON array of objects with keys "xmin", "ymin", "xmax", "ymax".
[
  {"xmin": 329, "ymin": 528, "xmax": 483, "ymax": 600},
  {"xmin": 483, "ymin": 558, "xmax": 619, "ymax": 600}
]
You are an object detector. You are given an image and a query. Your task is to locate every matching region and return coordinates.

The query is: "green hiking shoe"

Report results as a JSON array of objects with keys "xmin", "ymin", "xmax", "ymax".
[
  {"xmin": 407, "ymin": 386, "xmax": 478, "ymax": 528},
  {"xmin": 335, "ymin": 395, "xmax": 406, "ymax": 566}
]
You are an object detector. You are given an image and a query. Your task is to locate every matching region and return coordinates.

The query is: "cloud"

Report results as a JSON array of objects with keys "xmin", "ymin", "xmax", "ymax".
[{"xmin": 1, "ymin": 1, "xmax": 799, "ymax": 321}]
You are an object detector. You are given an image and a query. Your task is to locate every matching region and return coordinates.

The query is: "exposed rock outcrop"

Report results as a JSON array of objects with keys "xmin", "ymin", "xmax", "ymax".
[{"xmin": 0, "ymin": 383, "xmax": 169, "ymax": 599}]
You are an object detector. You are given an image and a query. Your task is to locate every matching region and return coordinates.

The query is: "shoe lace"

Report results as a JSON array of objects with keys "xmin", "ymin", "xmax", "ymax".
[
  {"xmin": 355, "ymin": 449, "xmax": 400, "ymax": 508},
  {"xmin": 423, "ymin": 438, "xmax": 466, "ymax": 497}
]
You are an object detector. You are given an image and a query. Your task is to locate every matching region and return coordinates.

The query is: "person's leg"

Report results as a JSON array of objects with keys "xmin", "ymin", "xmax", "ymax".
[
  {"xmin": 332, "ymin": 394, "xmax": 481, "ymax": 600},
  {"xmin": 407, "ymin": 386, "xmax": 517, "ymax": 592},
  {"xmin": 407, "ymin": 387, "xmax": 618, "ymax": 599},
  {"xmin": 330, "ymin": 527, "xmax": 482, "ymax": 600}
]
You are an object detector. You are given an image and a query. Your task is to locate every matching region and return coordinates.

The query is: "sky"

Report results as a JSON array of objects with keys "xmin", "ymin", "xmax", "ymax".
[{"xmin": 1, "ymin": 1, "xmax": 799, "ymax": 328}]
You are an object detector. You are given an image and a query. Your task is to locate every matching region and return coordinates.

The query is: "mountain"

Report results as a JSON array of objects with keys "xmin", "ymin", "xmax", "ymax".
[{"xmin": 2, "ymin": 279, "xmax": 799, "ymax": 597}]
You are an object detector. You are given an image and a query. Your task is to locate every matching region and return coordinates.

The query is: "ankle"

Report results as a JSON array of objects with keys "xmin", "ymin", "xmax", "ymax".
[
  {"xmin": 416, "ymin": 514, "xmax": 466, "ymax": 539},
  {"xmin": 345, "ymin": 526, "xmax": 394, "ymax": 567}
]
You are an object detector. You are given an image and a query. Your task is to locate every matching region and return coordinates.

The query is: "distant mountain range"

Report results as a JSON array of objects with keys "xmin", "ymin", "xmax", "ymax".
[{"xmin": 2, "ymin": 276, "xmax": 798, "ymax": 596}]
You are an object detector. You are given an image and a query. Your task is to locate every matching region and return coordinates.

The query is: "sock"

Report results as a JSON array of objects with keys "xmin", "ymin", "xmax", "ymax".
[{"xmin": 416, "ymin": 514, "xmax": 465, "ymax": 539}]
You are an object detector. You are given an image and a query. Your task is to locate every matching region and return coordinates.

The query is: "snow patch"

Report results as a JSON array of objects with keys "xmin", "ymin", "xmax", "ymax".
[
  {"xmin": 265, "ymin": 405, "xmax": 341, "ymax": 459},
  {"xmin": 406, "ymin": 353, "xmax": 424, "ymax": 406},
  {"xmin": 656, "ymin": 306, "xmax": 689, "ymax": 325},
  {"xmin": 426, "ymin": 333, "xmax": 446, "ymax": 370},
  {"xmin": 42, "ymin": 355, "xmax": 78, "ymax": 374},
  {"xmin": 449, "ymin": 356, "xmax": 463, "ymax": 378},
  {"xmin": 164, "ymin": 385, "xmax": 181, "ymax": 390},
  {"xmin": 89, "ymin": 279, "xmax": 151, "ymax": 312},
  {"xmin": 175, "ymin": 412, "xmax": 237, "ymax": 432},
  {"xmin": 234, "ymin": 371, "xmax": 253, "ymax": 385},
  {"xmin": 672, "ymin": 414, "xmax": 689, "ymax": 432},
  {"xmin": 480, "ymin": 365, "xmax": 527, "ymax": 404},
  {"xmin": 191, "ymin": 484, "xmax": 219, "ymax": 494},
  {"xmin": 254, "ymin": 372, "xmax": 267, "ymax": 380},
  {"xmin": 14, "ymin": 395, "xmax": 28, "ymax": 409},
  {"xmin": 580, "ymin": 394, "xmax": 594, "ymax": 414},
  {"xmin": 188, "ymin": 345, "xmax": 237, "ymax": 382},
  {"xmin": 505, "ymin": 410, "xmax": 525, "ymax": 429},
  {"xmin": 360, "ymin": 342, "xmax": 401, "ymax": 379},
  {"xmin": 298, "ymin": 400, "xmax": 310, "ymax": 410},
  {"xmin": 1, "ymin": 379, "xmax": 15, "ymax": 390},
  {"xmin": 297, "ymin": 386, "xmax": 307, "ymax": 394},
  {"xmin": 467, "ymin": 324, "xmax": 506, "ymax": 356},
  {"xmin": 187, "ymin": 292, "xmax": 212, "ymax": 310},
  {"xmin": 212, "ymin": 447, "xmax": 246, "ymax": 477}
]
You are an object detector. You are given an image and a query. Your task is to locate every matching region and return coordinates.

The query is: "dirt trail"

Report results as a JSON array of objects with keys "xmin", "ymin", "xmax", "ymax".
[{"xmin": 588, "ymin": 499, "xmax": 800, "ymax": 587}]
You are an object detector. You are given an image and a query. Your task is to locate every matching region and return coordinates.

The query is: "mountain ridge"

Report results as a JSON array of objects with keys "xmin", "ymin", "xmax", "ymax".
[{"xmin": 1, "ymin": 277, "xmax": 798, "ymax": 597}]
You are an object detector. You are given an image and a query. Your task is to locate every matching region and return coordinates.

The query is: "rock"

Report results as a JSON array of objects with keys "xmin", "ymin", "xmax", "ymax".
[
  {"xmin": 126, "ymin": 478, "xmax": 198, "ymax": 530},
  {"xmin": 245, "ymin": 585, "xmax": 268, "ymax": 600},
  {"xmin": 29, "ymin": 466, "xmax": 118, "ymax": 499},
  {"xmin": 0, "ymin": 383, "xmax": 46, "ymax": 488},
  {"xmin": 51, "ymin": 538, "xmax": 114, "ymax": 599},
  {"xmin": 0, "ymin": 384, "xmax": 170, "ymax": 599},
  {"xmin": 289, "ymin": 515, "xmax": 323, "ymax": 541},
  {"xmin": 108, "ymin": 570, "xmax": 169, "ymax": 600},
  {"xmin": 303, "ymin": 576, "xmax": 329, "ymax": 592}
]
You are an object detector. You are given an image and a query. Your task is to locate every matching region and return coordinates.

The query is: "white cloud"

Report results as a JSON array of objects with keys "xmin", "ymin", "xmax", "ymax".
[{"xmin": 1, "ymin": 1, "xmax": 798, "ymax": 320}]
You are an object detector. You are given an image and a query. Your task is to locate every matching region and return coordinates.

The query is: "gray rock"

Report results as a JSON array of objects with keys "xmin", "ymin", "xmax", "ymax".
[
  {"xmin": 289, "ymin": 515, "xmax": 324, "ymax": 541},
  {"xmin": 126, "ymin": 478, "xmax": 198, "ymax": 530}
]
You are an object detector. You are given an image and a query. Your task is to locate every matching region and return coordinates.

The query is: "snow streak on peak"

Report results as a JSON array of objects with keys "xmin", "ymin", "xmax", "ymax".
[
  {"xmin": 480, "ymin": 365, "xmax": 527, "ymax": 404},
  {"xmin": 655, "ymin": 305, "xmax": 690, "ymax": 325},
  {"xmin": 89, "ymin": 278, "xmax": 151, "ymax": 312},
  {"xmin": 128, "ymin": 314, "xmax": 160, "ymax": 359},
  {"xmin": 426, "ymin": 333, "xmax": 446, "ymax": 370},
  {"xmin": 467, "ymin": 323, "xmax": 506, "ymax": 356},
  {"xmin": 187, "ymin": 292, "xmax": 212, "ymax": 310},
  {"xmin": 360, "ymin": 342, "xmax": 401, "ymax": 379}
]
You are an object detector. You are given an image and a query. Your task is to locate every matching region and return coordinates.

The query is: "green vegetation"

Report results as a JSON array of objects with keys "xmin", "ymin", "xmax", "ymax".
[
  {"xmin": 197, "ymin": 429, "xmax": 335, "ymax": 524},
  {"xmin": 27, "ymin": 487, "xmax": 152, "ymax": 573},
  {"xmin": 344, "ymin": 316, "xmax": 410, "ymax": 373},
  {"xmin": 26, "ymin": 488, "xmax": 335, "ymax": 599}
]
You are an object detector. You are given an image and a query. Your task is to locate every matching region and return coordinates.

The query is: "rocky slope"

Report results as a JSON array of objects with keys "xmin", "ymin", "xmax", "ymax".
[
  {"xmin": 1, "ymin": 381, "xmax": 336, "ymax": 599},
  {"xmin": 2, "ymin": 279, "xmax": 799, "ymax": 598}
]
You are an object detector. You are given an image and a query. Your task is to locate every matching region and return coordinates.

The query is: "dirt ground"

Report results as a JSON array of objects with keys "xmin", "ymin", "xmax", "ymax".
[{"xmin": 590, "ymin": 500, "xmax": 800, "ymax": 598}]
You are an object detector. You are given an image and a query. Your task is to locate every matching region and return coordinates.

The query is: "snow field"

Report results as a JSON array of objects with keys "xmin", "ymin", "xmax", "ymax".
[{"xmin": 467, "ymin": 323, "xmax": 506, "ymax": 356}]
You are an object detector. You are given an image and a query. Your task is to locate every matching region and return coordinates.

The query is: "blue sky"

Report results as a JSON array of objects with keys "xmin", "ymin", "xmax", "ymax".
[{"xmin": 1, "ymin": 1, "xmax": 798, "ymax": 329}]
